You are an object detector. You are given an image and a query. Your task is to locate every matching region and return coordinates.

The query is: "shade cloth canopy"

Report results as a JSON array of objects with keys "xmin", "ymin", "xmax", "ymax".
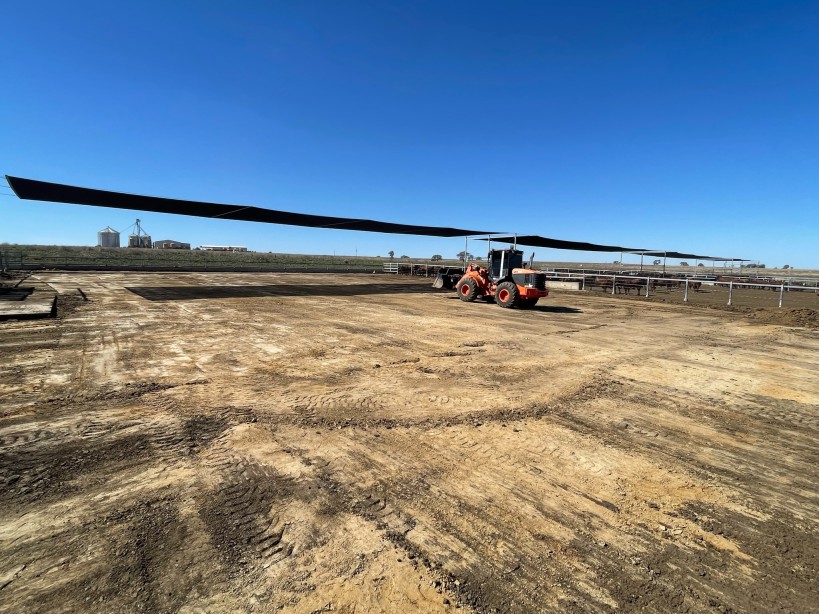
[
  {"xmin": 627, "ymin": 250, "xmax": 749, "ymax": 262},
  {"xmin": 480, "ymin": 236, "xmax": 745, "ymax": 261},
  {"xmin": 478, "ymin": 234, "xmax": 649, "ymax": 253},
  {"xmin": 5, "ymin": 176, "xmax": 748, "ymax": 260},
  {"xmin": 6, "ymin": 176, "xmax": 499, "ymax": 237}
]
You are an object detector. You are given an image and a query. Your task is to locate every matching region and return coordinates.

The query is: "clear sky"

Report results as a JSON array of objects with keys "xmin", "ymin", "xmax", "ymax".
[{"xmin": 2, "ymin": 1, "xmax": 817, "ymax": 266}]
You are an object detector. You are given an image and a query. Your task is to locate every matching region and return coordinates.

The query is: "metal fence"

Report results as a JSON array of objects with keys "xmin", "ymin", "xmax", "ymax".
[
  {"xmin": 382, "ymin": 262, "xmax": 457, "ymax": 276},
  {"xmin": 548, "ymin": 272, "xmax": 818, "ymax": 309}
]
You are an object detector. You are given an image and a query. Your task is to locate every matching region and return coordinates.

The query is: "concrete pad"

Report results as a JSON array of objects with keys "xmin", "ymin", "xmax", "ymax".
[
  {"xmin": 0, "ymin": 282, "xmax": 56, "ymax": 319},
  {"xmin": 545, "ymin": 280, "xmax": 581, "ymax": 290}
]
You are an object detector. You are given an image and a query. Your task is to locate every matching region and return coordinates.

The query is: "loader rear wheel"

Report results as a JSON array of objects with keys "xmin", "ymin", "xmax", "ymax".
[
  {"xmin": 496, "ymin": 282, "xmax": 519, "ymax": 308},
  {"xmin": 457, "ymin": 278, "xmax": 479, "ymax": 302},
  {"xmin": 518, "ymin": 298, "xmax": 538, "ymax": 309}
]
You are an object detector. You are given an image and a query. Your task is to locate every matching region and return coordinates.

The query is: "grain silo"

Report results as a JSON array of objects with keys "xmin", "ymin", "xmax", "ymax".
[
  {"xmin": 126, "ymin": 219, "xmax": 152, "ymax": 248},
  {"xmin": 97, "ymin": 226, "xmax": 120, "ymax": 248},
  {"xmin": 128, "ymin": 234, "xmax": 153, "ymax": 248}
]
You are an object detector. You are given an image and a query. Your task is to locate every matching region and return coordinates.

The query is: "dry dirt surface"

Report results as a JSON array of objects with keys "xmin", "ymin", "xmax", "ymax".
[{"xmin": 1, "ymin": 272, "xmax": 818, "ymax": 613}]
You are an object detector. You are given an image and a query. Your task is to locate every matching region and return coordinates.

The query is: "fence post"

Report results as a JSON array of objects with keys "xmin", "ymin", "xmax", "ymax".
[
  {"xmin": 581, "ymin": 274, "xmax": 586, "ymax": 291},
  {"xmin": 727, "ymin": 280, "xmax": 733, "ymax": 306},
  {"xmin": 645, "ymin": 276, "xmax": 650, "ymax": 298},
  {"xmin": 683, "ymin": 278, "xmax": 689, "ymax": 303},
  {"xmin": 778, "ymin": 282, "xmax": 784, "ymax": 308},
  {"xmin": 611, "ymin": 274, "xmax": 616, "ymax": 295}
]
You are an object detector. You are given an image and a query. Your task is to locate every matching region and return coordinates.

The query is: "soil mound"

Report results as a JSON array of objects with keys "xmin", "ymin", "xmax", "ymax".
[{"xmin": 746, "ymin": 307, "xmax": 819, "ymax": 328}]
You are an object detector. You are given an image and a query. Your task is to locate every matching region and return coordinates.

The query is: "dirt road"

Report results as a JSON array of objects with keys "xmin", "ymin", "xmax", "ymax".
[{"xmin": 1, "ymin": 273, "xmax": 817, "ymax": 613}]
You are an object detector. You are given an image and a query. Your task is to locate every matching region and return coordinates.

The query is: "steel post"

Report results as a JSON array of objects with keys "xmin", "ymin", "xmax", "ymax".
[
  {"xmin": 683, "ymin": 278, "xmax": 689, "ymax": 302},
  {"xmin": 779, "ymin": 282, "xmax": 784, "ymax": 308},
  {"xmin": 612, "ymin": 274, "xmax": 616, "ymax": 295},
  {"xmin": 645, "ymin": 276, "xmax": 650, "ymax": 298},
  {"xmin": 728, "ymin": 280, "xmax": 733, "ymax": 306}
]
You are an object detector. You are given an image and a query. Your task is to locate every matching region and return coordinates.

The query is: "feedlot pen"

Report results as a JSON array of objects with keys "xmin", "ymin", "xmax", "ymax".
[{"xmin": 1, "ymin": 272, "xmax": 817, "ymax": 613}]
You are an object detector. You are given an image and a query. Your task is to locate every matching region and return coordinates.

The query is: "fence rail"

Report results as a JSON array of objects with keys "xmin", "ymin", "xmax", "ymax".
[{"xmin": 548, "ymin": 272, "xmax": 818, "ymax": 309}]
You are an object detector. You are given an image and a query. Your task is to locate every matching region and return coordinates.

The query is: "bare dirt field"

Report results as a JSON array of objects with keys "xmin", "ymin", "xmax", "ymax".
[{"xmin": 1, "ymin": 272, "xmax": 817, "ymax": 613}]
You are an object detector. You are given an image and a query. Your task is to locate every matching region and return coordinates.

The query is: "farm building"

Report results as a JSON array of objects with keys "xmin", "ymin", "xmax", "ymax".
[
  {"xmin": 199, "ymin": 245, "xmax": 248, "ymax": 252},
  {"xmin": 154, "ymin": 239, "xmax": 191, "ymax": 250}
]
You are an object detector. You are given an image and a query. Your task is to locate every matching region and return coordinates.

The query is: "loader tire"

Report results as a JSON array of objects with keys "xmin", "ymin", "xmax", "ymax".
[
  {"xmin": 496, "ymin": 282, "xmax": 519, "ymax": 308},
  {"xmin": 457, "ymin": 278, "xmax": 479, "ymax": 302},
  {"xmin": 518, "ymin": 298, "xmax": 538, "ymax": 309}
]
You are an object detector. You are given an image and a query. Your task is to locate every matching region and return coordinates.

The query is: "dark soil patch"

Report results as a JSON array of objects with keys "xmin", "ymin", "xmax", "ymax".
[
  {"xmin": 198, "ymin": 462, "xmax": 295, "ymax": 575},
  {"xmin": 744, "ymin": 307, "xmax": 819, "ymax": 328},
  {"xmin": 0, "ymin": 432, "xmax": 155, "ymax": 506},
  {"xmin": 671, "ymin": 501, "xmax": 819, "ymax": 613}
]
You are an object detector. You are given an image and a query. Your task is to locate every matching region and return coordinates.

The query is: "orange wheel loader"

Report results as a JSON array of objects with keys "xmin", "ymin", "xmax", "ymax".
[{"xmin": 450, "ymin": 248, "xmax": 549, "ymax": 309}]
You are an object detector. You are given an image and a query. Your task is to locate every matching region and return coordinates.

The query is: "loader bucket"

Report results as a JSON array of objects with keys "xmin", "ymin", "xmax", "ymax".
[{"xmin": 433, "ymin": 272, "xmax": 453, "ymax": 289}]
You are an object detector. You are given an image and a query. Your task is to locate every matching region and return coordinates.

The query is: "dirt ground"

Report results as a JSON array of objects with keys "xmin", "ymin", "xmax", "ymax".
[{"xmin": 1, "ymin": 272, "xmax": 817, "ymax": 613}]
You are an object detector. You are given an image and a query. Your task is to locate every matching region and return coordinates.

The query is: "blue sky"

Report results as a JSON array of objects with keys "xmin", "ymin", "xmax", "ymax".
[{"xmin": 2, "ymin": 1, "xmax": 817, "ymax": 266}]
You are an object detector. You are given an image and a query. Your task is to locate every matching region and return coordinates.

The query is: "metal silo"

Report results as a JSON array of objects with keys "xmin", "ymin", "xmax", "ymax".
[
  {"xmin": 126, "ymin": 219, "xmax": 153, "ymax": 248},
  {"xmin": 97, "ymin": 226, "xmax": 120, "ymax": 248}
]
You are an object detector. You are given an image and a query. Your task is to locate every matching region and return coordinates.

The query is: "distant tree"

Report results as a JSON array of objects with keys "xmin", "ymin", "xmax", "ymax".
[
  {"xmin": 431, "ymin": 254, "xmax": 443, "ymax": 261},
  {"xmin": 388, "ymin": 250, "xmax": 395, "ymax": 259},
  {"xmin": 456, "ymin": 251, "xmax": 474, "ymax": 261},
  {"xmin": 680, "ymin": 261, "xmax": 689, "ymax": 266},
  {"xmin": 697, "ymin": 263, "xmax": 705, "ymax": 267},
  {"xmin": 758, "ymin": 263, "xmax": 766, "ymax": 268},
  {"xmin": 782, "ymin": 264, "xmax": 790, "ymax": 269},
  {"xmin": 400, "ymin": 255, "xmax": 409, "ymax": 259},
  {"xmin": 613, "ymin": 260, "xmax": 620, "ymax": 265}
]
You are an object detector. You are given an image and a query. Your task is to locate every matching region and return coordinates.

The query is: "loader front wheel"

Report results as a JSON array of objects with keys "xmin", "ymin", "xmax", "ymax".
[
  {"xmin": 457, "ymin": 278, "xmax": 479, "ymax": 302},
  {"xmin": 496, "ymin": 282, "xmax": 519, "ymax": 308}
]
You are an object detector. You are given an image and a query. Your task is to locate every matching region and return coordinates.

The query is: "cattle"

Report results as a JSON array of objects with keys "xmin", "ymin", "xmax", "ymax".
[
  {"xmin": 586, "ymin": 276, "xmax": 614, "ymax": 292},
  {"xmin": 585, "ymin": 276, "xmax": 644, "ymax": 295},
  {"xmin": 650, "ymin": 278, "xmax": 681, "ymax": 292},
  {"xmin": 584, "ymin": 275, "xmax": 702, "ymax": 296},
  {"xmin": 617, "ymin": 278, "xmax": 644, "ymax": 295}
]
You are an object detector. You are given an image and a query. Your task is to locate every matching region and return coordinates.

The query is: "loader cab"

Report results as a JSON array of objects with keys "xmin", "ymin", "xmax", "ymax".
[{"xmin": 488, "ymin": 248, "xmax": 524, "ymax": 282}]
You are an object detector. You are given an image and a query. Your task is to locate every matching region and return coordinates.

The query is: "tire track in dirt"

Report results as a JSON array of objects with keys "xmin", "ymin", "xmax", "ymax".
[{"xmin": 198, "ymin": 442, "xmax": 295, "ymax": 575}]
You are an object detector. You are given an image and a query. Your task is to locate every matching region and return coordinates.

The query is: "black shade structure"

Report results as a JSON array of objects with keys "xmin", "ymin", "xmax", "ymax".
[
  {"xmin": 481, "ymin": 236, "xmax": 746, "ymax": 262},
  {"xmin": 5, "ymin": 176, "xmax": 748, "ymax": 261},
  {"xmin": 479, "ymin": 234, "xmax": 650, "ymax": 253},
  {"xmin": 5, "ymin": 176, "xmax": 499, "ymax": 238},
  {"xmin": 629, "ymin": 250, "xmax": 749, "ymax": 262}
]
